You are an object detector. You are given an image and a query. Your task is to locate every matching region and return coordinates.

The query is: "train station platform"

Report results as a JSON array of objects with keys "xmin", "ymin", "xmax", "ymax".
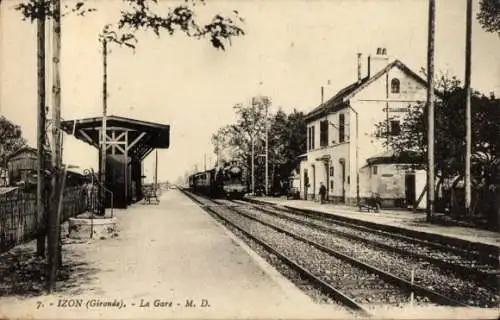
[
  {"xmin": 246, "ymin": 196, "xmax": 500, "ymax": 251},
  {"xmin": 0, "ymin": 190, "xmax": 348, "ymax": 319}
]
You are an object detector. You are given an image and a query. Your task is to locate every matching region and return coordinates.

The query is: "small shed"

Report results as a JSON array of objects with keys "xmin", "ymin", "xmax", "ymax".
[{"xmin": 6, "ymin": 147, "xmax": 51, "ymax": 187}]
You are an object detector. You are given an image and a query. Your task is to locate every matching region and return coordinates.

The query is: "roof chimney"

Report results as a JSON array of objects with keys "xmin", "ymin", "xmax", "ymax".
[
  {"xmin": 357, "ymin": 53, "xmax": 362, "ymax": 81},
  {"xmin": 367, "ymin": 47, "xmax": 389, "ymax": 78}
]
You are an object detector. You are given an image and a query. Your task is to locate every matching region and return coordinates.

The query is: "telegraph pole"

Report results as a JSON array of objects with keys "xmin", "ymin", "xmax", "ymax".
[
  {"xmin": 155, "ymin": 149, "xmax": 158, "ymax": 193},
  {"xmin": 426, "ymin": 0, "xmax": 436, "ymax": 222},
  {"xmin": 265, "ymin": 101, "xmax": 269, "ymax": 196},
  {"xmin": 100, "ymin": 38, "xmax": 108, "ymax": 216},
  {"xmin": 251, "ymin": 98, "xmax": 256, "ymax": 195},
  {"xmin": 36, "ymin": 0, "xmax": 46, "ymax": 257},
  {"xmin": 47, "ymin": 0, "xmax": 62, "ymax": 292},
  {"xmin": 464, "ymin": 0, "xmax": 472, "ymax": 217}
]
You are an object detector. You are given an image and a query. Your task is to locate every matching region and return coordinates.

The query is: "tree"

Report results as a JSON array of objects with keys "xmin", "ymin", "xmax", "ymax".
[
  {"xmin": 0, "ymin": 116, "xmax": 27, "ymax": 166},
  {"xmin": 268, "ymin": 109, "xmax": 307, "ymax": 193},
  {"xmin": 477, "ymin": 0, "xmax": 500, "ymax": 34},
  {"xmin": 211, "ymin": 103, "xmax": 307, "ymax": 195},
  {"xmin": 211, "ymin": 97, "xmax": 269, "ymax": 187}
]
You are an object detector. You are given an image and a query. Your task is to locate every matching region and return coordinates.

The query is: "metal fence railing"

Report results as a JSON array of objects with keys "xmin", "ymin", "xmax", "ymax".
[{"xmin": 0, "ymin": 186, "xmax": 88, "ymax": 253}]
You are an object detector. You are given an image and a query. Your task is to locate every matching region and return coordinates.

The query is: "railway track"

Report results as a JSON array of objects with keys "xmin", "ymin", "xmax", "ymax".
[
  {"xmin": 224, "ymin": 199, "xmax": 499, "ymax": 308},
  {"xmin": 181, "ymin": 189, "xmax": 471, "ymax": 314},
  {"xmin": 236, "ymin": 200, "xmax": 500, "ymax": 286},
  {"xmin": 246, "ymin": 199, "xmax": 499, "ymax": 268}
]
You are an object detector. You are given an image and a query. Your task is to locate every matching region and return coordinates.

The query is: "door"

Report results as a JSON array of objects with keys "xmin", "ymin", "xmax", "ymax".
[
  {"xmin": 303, "ymin": 169, "xmax": 309, "ymax": 200},
  {"xmin": 312, "ymin": 165, "xmax": 316, "ymax": 199},
  {"xmin": 405, "ymin": 174, "xmax": 416, "ymax": 207},
  {"xmin": 324, "ymin": 162, "xmax": 329, "ymax": 200},
  {"xmin": 340, "ymin": 160, "xmax": 346, "ymax": 203}
]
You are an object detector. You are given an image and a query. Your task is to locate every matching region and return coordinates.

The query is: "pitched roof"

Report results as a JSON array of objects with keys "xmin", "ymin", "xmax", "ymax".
[
  {"xmin": 305, "ymin": 59, "xmax": 438, "ymax": 121},
  {"xmin": 6, "ymin": 146, "xmax": 36, "ymax": 159}
]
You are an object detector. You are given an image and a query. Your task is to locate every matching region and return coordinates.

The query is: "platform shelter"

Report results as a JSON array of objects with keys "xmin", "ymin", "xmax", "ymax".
[{"xmin": 61, "ymin": 115, "xmax": 170, "ymax": 209}]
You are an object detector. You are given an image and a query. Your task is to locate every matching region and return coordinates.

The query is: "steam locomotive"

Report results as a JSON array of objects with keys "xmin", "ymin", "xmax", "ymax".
[{"xmin": 188, "ymin": 163, "xmax": 247, "ymax": 199}]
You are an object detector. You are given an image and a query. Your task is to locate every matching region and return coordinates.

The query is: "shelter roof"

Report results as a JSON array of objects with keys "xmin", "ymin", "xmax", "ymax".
[{"xmin": 61, "ymin": 115, "xmax": 170, "ymax": 160}]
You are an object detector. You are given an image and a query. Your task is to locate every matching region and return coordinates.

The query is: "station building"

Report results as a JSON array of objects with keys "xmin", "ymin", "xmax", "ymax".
[{"xmin": 300, "ymin": 48, "xmax": 433, "ymax": 208}]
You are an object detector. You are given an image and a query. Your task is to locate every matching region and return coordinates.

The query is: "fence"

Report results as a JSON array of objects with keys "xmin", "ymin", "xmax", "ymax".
[{"xmin": 0, "ymin": 186, "xmax": 88, "ymax": 253}]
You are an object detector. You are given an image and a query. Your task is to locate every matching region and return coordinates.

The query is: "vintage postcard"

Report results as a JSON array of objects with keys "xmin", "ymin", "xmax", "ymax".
[{"xmin": 0, "ymin": 0, "xmax": 499, "ymax": 319}]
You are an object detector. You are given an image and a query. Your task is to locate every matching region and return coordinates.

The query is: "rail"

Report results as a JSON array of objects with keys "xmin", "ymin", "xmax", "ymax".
[{"xmin": 83, "ymin": 168, "xmax": 114, "ymax": 218}]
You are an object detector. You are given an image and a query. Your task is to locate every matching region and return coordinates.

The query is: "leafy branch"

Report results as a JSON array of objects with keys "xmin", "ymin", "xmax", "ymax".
[
  {"xmin": 99, "ymin": 24, "xmax": 138, "ymax": 50},
  {"xmin": 118, "ymin": 0, "xmax": 245, "ymax": 50},
  {"xmin": 477, "ymin": 0, "xmax": 500, "ymax": 34},
  {"xmin": 15, "ymin": 0, "xmax": 96, "ymax": 22}
]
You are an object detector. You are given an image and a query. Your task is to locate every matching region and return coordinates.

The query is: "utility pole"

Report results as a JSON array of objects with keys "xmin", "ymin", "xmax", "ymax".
[
  {"xmin": 251, "ymin": 98, "xmax": 255, "ymax": 195},
  {"xmin": 265, "ymin": 101, "xmax": 269, "ymax": 196},
  {"xmin": 426, "ymin": 0, "xmax": 436, "ymax": 222},
  {"xmin": 47, "ymin": 0, "xmax": 62, "ymax": 293},
  {"xmin": 464, "ymin": 0, "xmax": 472, "ymax": 217},
  {"xmin": 155, "ymin": 149, "xmax": 158, "ymax": 193},
  {"xmin": 204, "ymin": 153, "xmax": 207, "ymax": 171},
  {"xmin": 347, "ymin": 105, "xmax": 360, "ymax": 206},
  {"xmin": 100, "ymin": 38, "xmax": 108, "ymax": 216},
  {"xmin": 36, "ymin": 0, "xmax": 46, "ymax": 258}
]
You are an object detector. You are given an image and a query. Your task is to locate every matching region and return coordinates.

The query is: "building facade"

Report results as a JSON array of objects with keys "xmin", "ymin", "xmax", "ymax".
[{"xmin": 301, "ymin": 49, "xmax": 429, "ymax": 208}]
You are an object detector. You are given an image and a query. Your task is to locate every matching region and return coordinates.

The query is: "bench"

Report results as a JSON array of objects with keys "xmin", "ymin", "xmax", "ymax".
[{"xmin": 142, "ymin": 188, "xmax": 160, "ymax": 205}]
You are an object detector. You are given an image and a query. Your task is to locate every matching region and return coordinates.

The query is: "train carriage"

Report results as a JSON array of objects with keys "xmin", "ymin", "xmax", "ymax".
[{"xmin": 188, "ymin": 162, "xmax": 247, "ymax": 199}]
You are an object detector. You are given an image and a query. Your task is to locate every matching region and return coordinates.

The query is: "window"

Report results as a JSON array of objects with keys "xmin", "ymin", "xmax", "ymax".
[
  {"xmin": 308, "ymin": 127, "xmax": 315, "ymax": 150},
  {"xmin": 307, "ymin": 127, "xmax": 311, "ymax": 150},
  {"xmin": 329, "ymin": 166, "xmax": 334, "ymax": 176},
  {"xmin": 330, "ymin": 180, "xmax": 334, "ymax": 190},
  {"xmin": 311, "ymin": 125, "xmax": 315, "ymax": 149},
  {"xmin": 373, "ymin": 166, "xmax": 378, "ymax": 175},
  {"xmin": 390, "ymin": 120, "xmax": 401, "ymax": 136},
  {"xmin": 320, "ymin": 120, "xmax": 329, "ymax": 147},
  {"xmin": 339, "ymin": 114, "xmax": 345, "ymax": 143},
  {"xmin": 391, "ymin": 78, "xmax": 400, "ymax": 94}
]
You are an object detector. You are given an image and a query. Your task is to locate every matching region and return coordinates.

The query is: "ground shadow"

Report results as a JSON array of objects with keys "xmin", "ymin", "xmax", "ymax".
[
  {"xmin": 0, "ymin": 241, "xmax": 101, "ymax": 298},
  {"xmin": 406, "ymin": 214, "xmax": 497, "ymax": 231}
]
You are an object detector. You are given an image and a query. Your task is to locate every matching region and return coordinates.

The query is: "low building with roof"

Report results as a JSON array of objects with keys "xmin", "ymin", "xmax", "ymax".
[
  {"xmin": 300, "ymin": 48, "xmax": 434, "ymax": 208},
  {"xmin": 6, "ymin": 147, "xmax": 51, "ymax": 187}
]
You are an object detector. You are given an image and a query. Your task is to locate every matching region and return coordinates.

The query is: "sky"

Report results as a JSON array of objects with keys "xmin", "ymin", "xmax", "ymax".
[{"xmin": 1, "ymin": 0, "xmax": 499, "ymax": 183}]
